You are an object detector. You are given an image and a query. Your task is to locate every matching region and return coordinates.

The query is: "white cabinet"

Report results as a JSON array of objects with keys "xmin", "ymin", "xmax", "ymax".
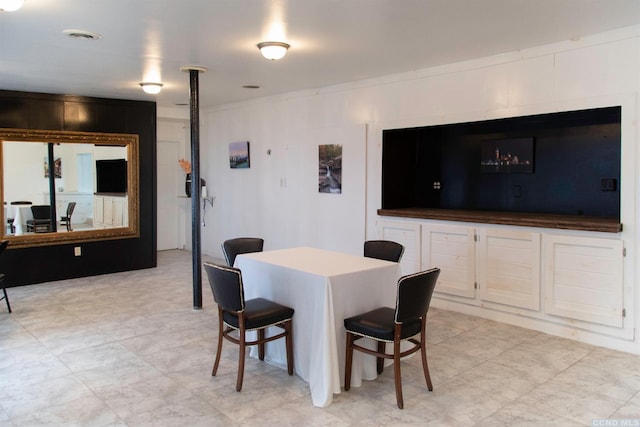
[
  {"xmin": 377, "ymin": 220, "xmax": 421, "ymax": 276},
  {"xmin": 422, "ymin": 224, "xmax": 476, "ymax": 299},
  {"xmin": 378, "ymin": 218, "xmax": 626, "ymax": 337},
  {"xmin": 55, "ymin": 192, "xmax": 93, "ymax": 225},
  {"xmin": 478, "ymin": 228, "xmax": 541, "ymax": 311},
  {"xmin": 94, "ymin": 195, "xmax": 128, "ymax": 228},
  {"xmin": 543, "ymin": 234, "xmax": 623, "ymax": 328}
]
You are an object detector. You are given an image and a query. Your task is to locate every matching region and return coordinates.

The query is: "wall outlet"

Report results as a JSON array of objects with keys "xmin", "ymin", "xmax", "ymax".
[
  {"xmin": 601, "ymin": 178, "xmax": 617, "ymax": 191},
  {"xmin": 74, "ymin": 246, "xmax": 81, "ymax": 256}
]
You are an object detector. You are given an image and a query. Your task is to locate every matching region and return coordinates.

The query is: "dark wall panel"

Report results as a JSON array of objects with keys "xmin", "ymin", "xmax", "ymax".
[
  {"xmin": 382, "ymin": 107, "xmax": 621, "ymax": 218},
  {"xmin": 0, "ymin": 90, "xmax": 157, "ymax": 286}
]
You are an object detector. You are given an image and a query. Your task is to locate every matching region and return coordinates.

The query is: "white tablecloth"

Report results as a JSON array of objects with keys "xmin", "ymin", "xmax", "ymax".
[
  {"xmin": 235, "ymin": 247, "xmax": 401, "ymax": 407},
  {"xmin": 11, "ymin": 204, "xmax": 32, "ymax": 235}
]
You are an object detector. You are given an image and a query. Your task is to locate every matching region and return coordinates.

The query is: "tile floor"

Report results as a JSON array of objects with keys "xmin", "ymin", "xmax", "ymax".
[{"xmin": 1, "ymin": 249, "xmax": 639, "ymax": 426}]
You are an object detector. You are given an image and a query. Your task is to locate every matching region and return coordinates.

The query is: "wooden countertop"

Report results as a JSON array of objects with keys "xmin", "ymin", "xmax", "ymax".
[{"xmin": 377, "ymin": 208, "xmax": 622, "ymax": 233}]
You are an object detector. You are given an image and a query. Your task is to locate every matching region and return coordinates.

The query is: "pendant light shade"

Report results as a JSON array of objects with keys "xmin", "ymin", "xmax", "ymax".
[
  {"xmin": 139, "ymin": 82, "xmax": 163, "ymax": 94},
  {"xmin": 257, "ymin": 41, "xmax": 290, "ymax": 60}
]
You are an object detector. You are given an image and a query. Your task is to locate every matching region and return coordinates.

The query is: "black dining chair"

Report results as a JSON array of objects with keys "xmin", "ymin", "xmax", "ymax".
[
  {"xmin": 0, "ymin": 240, "xmax": 11, "ymax": 313},
  {"xmin": 60, "ymin": 202, "xmax": 76, "ymax": 231},
  {"xmin": 26, "ymin": 205, "xmax": 52, "ymax": 233},
  {"xmin": 364, "ymin": 240, "xmax": 405, "ymax": 263},
  {"xmin": 222, "ymin": 237, "xmax": 264, "ymax": 267},
  {"xmin": 344, "ymin": 267, "xmax": 440, "ymax": 409},
  {"xmin": 204, "ymin": 262, "xmax": 294, "ymax": 391}
]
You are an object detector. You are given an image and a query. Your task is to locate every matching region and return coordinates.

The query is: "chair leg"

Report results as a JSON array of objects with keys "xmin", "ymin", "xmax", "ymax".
[
  {"xmin": 344, "ymin": 332, "xmax": 354, "ymax": 391},
  {"xmin": 212, "ymin": 308, "xmax": 224, "ymax": 376},
  {"xmin": 377, "ymin": 341, "xmax": 385, "ymax": 374},
  {"xmin": 258, "ymin": 329, "xmax": 265, "ymax": 361},
  {"xmin": 1, "ymin": 288, "xmax": 11, "ymax": 313},
  {"xmin": 393, "ymin": 326, "xmax": 404, "ymax": 409},
  {"xmin": 285, "ymin": 320, "xmax": 294, "ymax": 375},
  {"xmin": 420, "ymin": 318, "xmax": 433, "ymax": 391},
  {"xmin": 236, "ymin": 319, "xmax": 246, "ymax": 392}
]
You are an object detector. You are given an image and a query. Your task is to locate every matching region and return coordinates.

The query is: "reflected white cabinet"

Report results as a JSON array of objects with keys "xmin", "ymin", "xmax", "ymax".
[
  {"xmin": 54, "ymin": 192, "xmax": 92, "ymax": 225},
  {"xmin": 94, "ymin": 195, "xmax": 128, "ymax": 228}
]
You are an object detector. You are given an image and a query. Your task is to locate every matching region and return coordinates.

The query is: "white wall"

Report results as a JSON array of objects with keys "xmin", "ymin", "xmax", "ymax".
[{"xmin": 165, "ymin": 25, "xmax": 640, "ymax": 349}]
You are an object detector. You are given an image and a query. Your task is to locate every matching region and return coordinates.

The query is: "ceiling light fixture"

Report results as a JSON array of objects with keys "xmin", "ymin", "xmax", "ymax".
[
  {"xmin": 62, "ymin": 29, "xmax": 102, "ymax": 40},
  {"xmin": 257, "ymin": 41, "xmax": 290, "ymax": 60},
  {"xmin": 139, "ymin": 82, "xmax": 163, "ymax": 94},
  {"xmin": 0, "ymin": 0, "xmax": 23, "ymax": 11}
]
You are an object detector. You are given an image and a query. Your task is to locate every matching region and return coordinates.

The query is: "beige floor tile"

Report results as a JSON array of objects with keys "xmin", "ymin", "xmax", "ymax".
[{"xmin": 0, "ymin": 249, "xmax": 638, "ymax": 426}]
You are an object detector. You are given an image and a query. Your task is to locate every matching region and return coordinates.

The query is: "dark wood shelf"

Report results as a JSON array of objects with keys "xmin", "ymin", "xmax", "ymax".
[{"xmin": 377, "ymin": 208, "xmax": 622, "ymax": 233}]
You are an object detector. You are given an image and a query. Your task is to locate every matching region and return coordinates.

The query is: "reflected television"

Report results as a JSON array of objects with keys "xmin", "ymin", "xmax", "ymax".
[{"xmin": 96, "ymin": 159, "xmax": 127, "ymax": 193}]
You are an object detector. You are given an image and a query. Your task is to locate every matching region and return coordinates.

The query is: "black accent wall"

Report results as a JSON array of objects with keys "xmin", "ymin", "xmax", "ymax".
[
  {"xmin": 382, "ymin": 107, "xmax": 621, "ymax": 219},
  {"xmin": 0, "ymin": 90, "xmax": 157, "ymax": 286}
]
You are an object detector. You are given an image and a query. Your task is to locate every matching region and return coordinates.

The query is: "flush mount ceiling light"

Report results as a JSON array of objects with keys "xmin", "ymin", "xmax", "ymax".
[
  {"xmin": 257, "ymin": 41, "xmax": 290, "ymax": 60},
  {"xmin": 0, "ymin": 0, "xmax": 23, "ymax": 11},
  {"xmin": 139, "ymin": 82, "xmax": 163, "ymax": 94}
]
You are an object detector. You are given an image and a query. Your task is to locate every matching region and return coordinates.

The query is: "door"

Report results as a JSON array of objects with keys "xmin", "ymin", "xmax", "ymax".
[
  {"xmin": 478, "ymin": 228, "xmax": 541, "ymax": 311},
  {"xmin": 423, "ymin": 224, "xmax": 476, "ymax": 298},
  {"xmin": 157, "ymin": 140, "xmax": 181, "ymax": 250}
]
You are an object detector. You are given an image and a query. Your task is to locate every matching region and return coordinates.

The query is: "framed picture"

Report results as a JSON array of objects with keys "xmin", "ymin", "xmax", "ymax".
[
  {"xmin": 480, "ymin": 137, "xmax": 534, "ymax": 173},
  {"xmin": 44, "ymin": 157, "xmax": 62, "ymax": 178},
  {"xmin": 318, "ymin": 144, "xmax": 342, "ymax": 193},
  {"xmin": 229, "ymin": 141, "xmax": 250, "ymax": 169}
]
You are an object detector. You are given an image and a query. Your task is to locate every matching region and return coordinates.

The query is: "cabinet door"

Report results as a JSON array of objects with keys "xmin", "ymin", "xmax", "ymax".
[
  {"xmin": 478, "ymin": 228, "xmax": 541, "ymax": 311},
  {"xmin": 377, "ymin": 220, "xmax": 421, "ymax": 276},
  {"xmin": 544, "ymin": 235, "xmax": 623, "ymax": 328},
  {"xmin": 111, "ymin": 197, "xmax": 124, "ymax": 226},
  {"xmin": 94, "ymin": 196, "xmax": 104, "ymax": 225},
  {"xmin": 422, "ymin": 224, "xmax": 476, "ymax": 298}
]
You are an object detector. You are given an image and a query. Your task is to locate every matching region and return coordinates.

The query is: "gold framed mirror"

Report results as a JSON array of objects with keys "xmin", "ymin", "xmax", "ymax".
[{"xmin": 0, "ymin": 128, "xmax": 139, "ymax": 248}]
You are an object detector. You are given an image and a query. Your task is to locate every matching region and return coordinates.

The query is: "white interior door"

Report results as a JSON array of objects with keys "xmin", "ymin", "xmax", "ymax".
[{"xmin": 157, "ymin": 139, "xmax": 181, "ymax": 250}]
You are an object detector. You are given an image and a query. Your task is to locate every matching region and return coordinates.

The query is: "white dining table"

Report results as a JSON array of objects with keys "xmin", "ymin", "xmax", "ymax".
[
  {"xmin": 235, "ymin": 246, "xmax": 401, "ymax": 407},
  {"xmin": 10, "ymin": 202, "xmax": 33, "ymax": 235}
]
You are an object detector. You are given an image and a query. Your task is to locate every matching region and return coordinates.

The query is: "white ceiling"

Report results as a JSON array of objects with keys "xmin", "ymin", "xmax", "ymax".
[{"xmin": 1, "ymin": 0, "xmax": 639, "ymax": 110}]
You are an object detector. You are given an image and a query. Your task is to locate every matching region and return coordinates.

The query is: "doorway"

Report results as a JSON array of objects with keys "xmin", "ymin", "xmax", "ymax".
[{"xmin": 157, "ymin": 120, "xmax": 188, "ymax": 250}]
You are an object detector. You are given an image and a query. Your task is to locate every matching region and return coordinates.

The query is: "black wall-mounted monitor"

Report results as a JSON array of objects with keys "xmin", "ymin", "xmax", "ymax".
[{"xmin": 96, "ymin": 159, "xmax": 127, "ymax": 194}]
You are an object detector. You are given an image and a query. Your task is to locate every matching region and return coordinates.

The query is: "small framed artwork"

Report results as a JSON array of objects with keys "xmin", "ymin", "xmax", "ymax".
[
  {"xmin": 229, "ymin": 141, "xmax": 250, "ymax": 169},
  {"xmin": 480, "ymin": 137, "xmax": 534, "ymax": 174},
  {"xmin": 318, "ymin": 144, "xmax": 342, "ymax": 194},
  {"xmin": 44, "ymin": 157, "xmax": 62, "ymax": 178}
]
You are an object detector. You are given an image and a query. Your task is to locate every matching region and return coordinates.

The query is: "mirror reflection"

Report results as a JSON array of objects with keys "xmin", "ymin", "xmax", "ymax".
[{"xmin": 0, "ymin": 129, "xmax": 139, "ymax": 248}]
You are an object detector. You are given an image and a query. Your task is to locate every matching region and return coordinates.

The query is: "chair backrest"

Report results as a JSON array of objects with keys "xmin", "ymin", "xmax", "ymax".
[
  {"xmin": 0, "ymin": 240, "xmax": 8, "ymax": 256},
  {"xmin": 364, "ymin": 240, "xmax": 405, "ymax": 262},
  {"xmin": 204, "ymin": 262, "xmax": 245, "ymax": 312},
  {"xmin": 395, "ymin": 268, "xmax": 440, "ymax": 323},
  {"xmin": 222, "ymin": 237, "xmax": 264, "ymax": 266},
  {"xmin": 67, "ymin": 202, "xmax": 77, "ymax": 216},
  {"xmin": 31, "ymin": 205, "xmax": 51, "ymax": 220}
]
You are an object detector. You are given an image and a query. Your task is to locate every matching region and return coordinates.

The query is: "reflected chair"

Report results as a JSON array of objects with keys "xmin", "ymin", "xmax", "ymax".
[
  {"xmin": 60, "ymin": 202, "xmax": 76, "ymax": 231},
  {"xmin": 204, "ymin": 262, "xmax": 294, "ymax": 391},
  {"xmin": 344, "ymin": 267, "xmax": 440, "ymax": 409},
  {"xmin": 26, "ymin": 205, "xmax": 51, "ymax": 233},
  {"xmin": 364, "ymin": 240, "xmax": 405, "ymax": 262},
  {"xmin": 222, "ymin": 237, "xmax": 264, "ymax": 267},
  {"xmin": 0, "ymin": 240, "xmax": 11, "ymax": 313}
]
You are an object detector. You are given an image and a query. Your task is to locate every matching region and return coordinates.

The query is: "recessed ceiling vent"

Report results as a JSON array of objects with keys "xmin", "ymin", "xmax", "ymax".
[{"xmin": 62, "ymin": 29, "xmax": 102, "ymax": 40}]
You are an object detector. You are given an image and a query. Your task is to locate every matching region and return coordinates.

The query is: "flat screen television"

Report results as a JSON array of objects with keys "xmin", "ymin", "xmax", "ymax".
[{"xmin": 96, "ymin": 159, "xmax": 127, "ymax": 194}]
